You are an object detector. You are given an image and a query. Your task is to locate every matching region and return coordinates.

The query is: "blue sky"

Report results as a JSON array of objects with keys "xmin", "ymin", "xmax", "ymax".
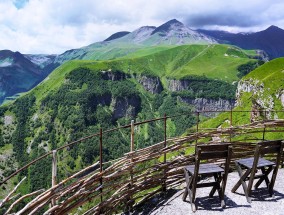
[
  {"xmin": 0, "ymin": 0, "xmax": 284, "ymax": 54},
  {"xmin": 13, "ymin": 0, "xmax": 28, "ymax": 9}
]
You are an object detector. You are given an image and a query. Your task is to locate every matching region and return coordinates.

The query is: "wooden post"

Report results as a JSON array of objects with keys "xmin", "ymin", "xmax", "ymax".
[
  {"xmin": 196, "ymin": 112, "xmax": 199, "ymax": 144},
  {"xmin": 230, "ymin": 107, "xmax": 233, "ymax": 142},
  {"xmin": 163, "ymin": 114, "xmax": 167, "ymax": 192},
  {"xmin": 51, "ymin": 150, "xmax": 57, "ymax": 207},
  {"xmin": 131, "ymin": 120, "xmax": 135, "ymax": 153},
  {"xmin": 129, "ymin": 120, "xmax": 135, "ymax": 212},
  {"xmin": 130, "ymin": 119, "xmax": 134, "ymax": 188},
  {"xmin": 263, "ymin": 125, "xmax": 266, "ymax": 141},
  {"xmin": 100, "ymin": 128, "xmax": 103, "ymax": 203}
]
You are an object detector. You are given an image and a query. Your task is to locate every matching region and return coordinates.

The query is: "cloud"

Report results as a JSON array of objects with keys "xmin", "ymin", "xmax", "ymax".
[{"xmin": 0, "ymin": 0, "xmax": 284, "ymax": 54}]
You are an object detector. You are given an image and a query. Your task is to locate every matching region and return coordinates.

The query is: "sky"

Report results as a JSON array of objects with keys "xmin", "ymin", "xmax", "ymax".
[{"xmin": 0, "ymin": 0, "xmax": 284, "ymax": 54}]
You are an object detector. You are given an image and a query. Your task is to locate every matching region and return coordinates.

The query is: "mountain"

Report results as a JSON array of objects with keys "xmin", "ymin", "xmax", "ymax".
[
  {"xmin": 0, "ymin": 44, "xmax": 261, "ymax": 201},
  {"xmin": 104, "ymin": 31, "xmax": 130, "ymax": 41},
  {"xmin": 24, "ymin": 54, "xmax": 56, "ymax": 69},
  {"xmin": 0, "ymin": 50, "xmax": 55, "ymax": 104},
  {"xmin": 54, "ymin": 19, "xmax": 217, "ymax": 64},
  {"xmin": 197, "ymin": 25, "xmax": 284, "ymax": 59}
]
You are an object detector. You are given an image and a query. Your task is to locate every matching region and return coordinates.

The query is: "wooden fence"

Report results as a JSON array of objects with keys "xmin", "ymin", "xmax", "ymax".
[{"xmin": 1, "ymin": 110, "xmax": 284, "ymax": 214}]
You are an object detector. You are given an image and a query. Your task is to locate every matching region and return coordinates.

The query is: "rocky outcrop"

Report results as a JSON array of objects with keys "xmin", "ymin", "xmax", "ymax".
[
  {"xmin": 276, "ymin": 89, "xmax": 284, "ymax": 108},
  {"xmin": 180, "ymin": 97, "xmax": 235, "ymax": 116},
  {"xmin": 236, "ymin": 78, "xmax": 274, "ymax": 110},
  {"xmin": 236, "ymin": 78, "xmax": 264, "ymax": 99},
  {"xmin": 167, "ymin": 79, "xmax": 190, "ymax": 91},
  {"xmin": 111, "ymin": 96, "xmax": 141, "ymax": 120},
  {"xmin": 101, "ymin": 70, "xmax": 129, "ymax": 81},
  {"xmin": 137, "ymin": 75, "xmax": 163, "ymax": 94},
  {"xmin": 236, "ymin": 78, "xmax": 276, "ymax": 119}
]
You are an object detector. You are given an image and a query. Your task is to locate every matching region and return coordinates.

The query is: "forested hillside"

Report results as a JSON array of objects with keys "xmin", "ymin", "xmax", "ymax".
[{"xmin": 0, "ymin": 44, "xmax": 262, "ymax": 208}]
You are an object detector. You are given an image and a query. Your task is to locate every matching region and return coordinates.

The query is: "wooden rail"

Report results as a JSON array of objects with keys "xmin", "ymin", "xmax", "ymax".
[{"xmin": 1, "ymin": 110, "xmax": 284, "ymax": 214}]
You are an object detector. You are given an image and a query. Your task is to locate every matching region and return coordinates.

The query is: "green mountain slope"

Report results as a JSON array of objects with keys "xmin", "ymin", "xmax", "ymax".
[
  {"xmin": 33, "ymin": 44, "xmax": 259, "ymax": 103},
  {"xmin": 199, "ymin": 58, "xmax": 284, "ymax": 139},
  {"xmin": 0, "ymin": 44, "xmax": 262, "ymax": 206}
]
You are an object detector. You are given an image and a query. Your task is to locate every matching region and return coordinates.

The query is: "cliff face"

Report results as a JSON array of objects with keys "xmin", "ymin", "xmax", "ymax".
[
  {"xmin": 236, "ymin": 78, "xmax": 274, "ymax": 110},
  {"xmin": 111, "ymin": 96, "xmax": 141, "ymax": 120},
  {"xmin": 180, "ymin": 97, "xmax": 234, "ymax": 116},
  {"xmin": 280, "ymin": 91, "xmax": 284, "ymax": 107},
  {"xmin": 102, "ymin": 70, "xmax": 130, "ymax": 81},
  {"xmin": 167, "ymin": 79, "xmax": 190, "ymax": 92},
  {"xmin": 236, "ymin": 78, "xmax": 279, "ymax": 120},
  {"xmin": 137, "ymin": 75, "xmax": 163, "ymax": 94}
]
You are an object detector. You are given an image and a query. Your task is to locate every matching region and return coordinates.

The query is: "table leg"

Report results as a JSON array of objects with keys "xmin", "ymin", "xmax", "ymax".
[{"xmin": 232, "ymin": 162, "xmax": 252, "ymax": 203}]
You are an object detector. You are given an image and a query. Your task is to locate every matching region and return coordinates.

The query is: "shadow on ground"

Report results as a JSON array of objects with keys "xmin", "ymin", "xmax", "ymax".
[{"xmin": 132, "ymin": 189, "xmax": 180, "ymax": 215}]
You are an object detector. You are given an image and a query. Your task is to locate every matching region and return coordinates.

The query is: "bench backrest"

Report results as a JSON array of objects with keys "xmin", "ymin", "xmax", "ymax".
[{"xmin": 196, "ymin": 143, "xmax": 232, "ymax": 160}]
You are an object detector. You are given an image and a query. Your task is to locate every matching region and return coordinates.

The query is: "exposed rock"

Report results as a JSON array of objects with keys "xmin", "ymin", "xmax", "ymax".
[
  {"xmin": 180, "ymin": 97, "xmax": 235, "ymax": 116},
  {"xmin": 167, "ymin": 79, "xmax": 190, "ymax": 92},
  {"xmin": 101, "ymin": 70, "xmax": 129, "ymax": 81},
  {"xmin": 236, "ymin": 78, "xmax": 276, "ymax": 119},
  {"xmin": 4, "ymin": 115, "xmax": 13, "ymax": 126},
  {"xmin": 137, "ymin": 75, "xmax": 163, "ymax": 94},
  {"xmin": 255, "ymin": 50, "xmax": 269, "ymax": 62},
  {"xmin": 111, "ymin": 96, "xmax": 141, "ymax": 120},
  {"xmin": 236, "ymin": 79, "xmax": 264, "ymax": 100},
  {"xmin": 277, "ymin": 89, "xmax": 284, "ymax": 108}
]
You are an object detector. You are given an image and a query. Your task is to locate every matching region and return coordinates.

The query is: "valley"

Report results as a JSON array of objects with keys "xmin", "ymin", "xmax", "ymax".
[{"xmin": 0, "ymin": 18, "xmax": 284, "ymax": 214}]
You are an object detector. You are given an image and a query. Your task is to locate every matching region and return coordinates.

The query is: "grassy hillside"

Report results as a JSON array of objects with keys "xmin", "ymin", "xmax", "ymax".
[
  {"xmin": 197, "ymin": 58, "xmax": 284, "ymax": 140},
  {"xmin": 32, "ymin": 44, "xmax": 258, "ymax": 104}
]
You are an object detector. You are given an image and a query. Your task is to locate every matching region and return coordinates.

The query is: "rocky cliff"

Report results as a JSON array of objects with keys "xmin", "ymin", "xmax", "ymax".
[
  {"xmin": 137, "ymin": 75, "xmax": 163, "ymax": 94},
  {"xmin": 180, "ymin": 97, "xmax": 234, "ymax": 116},
  {"xmin": 167, "ymin": 79, "xmax": 190, "ymax": 92},
  {"xmin": 236, "ymin": 78, "xmax": 277, "ymax": 120}
]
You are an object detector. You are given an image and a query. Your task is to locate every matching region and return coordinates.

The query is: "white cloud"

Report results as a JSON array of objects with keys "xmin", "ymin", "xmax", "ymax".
[{"xmin": 0, "ymin": 0, "xmax": 284, "ymax": 54}]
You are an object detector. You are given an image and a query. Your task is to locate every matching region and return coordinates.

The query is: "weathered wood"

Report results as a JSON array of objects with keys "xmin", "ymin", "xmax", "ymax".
[
  {"xmin": 5, "ymin": 188, "xmax": 45, "ymax": 215},
  {"xmin": 3, "ymin": 119, "xmax": 284, "ymax": 214},
  {"xmin": 0, "ymin": 176, "xmax": 26, "ymax": 208},
  {"xmin": 51, "ymin": 150, "xmax": 57, "ymax": 207}
]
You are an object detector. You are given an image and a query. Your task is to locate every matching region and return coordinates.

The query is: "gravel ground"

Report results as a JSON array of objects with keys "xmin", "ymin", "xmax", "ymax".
[{"xmin": 134, "ymin": 169, "xmax": 284, "ymax": 215}]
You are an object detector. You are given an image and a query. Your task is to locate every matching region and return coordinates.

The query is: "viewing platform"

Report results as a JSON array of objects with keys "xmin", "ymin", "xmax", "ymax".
[{"xmin": 137, "ymin": 169, "xmax": 284, "ymax": 215}]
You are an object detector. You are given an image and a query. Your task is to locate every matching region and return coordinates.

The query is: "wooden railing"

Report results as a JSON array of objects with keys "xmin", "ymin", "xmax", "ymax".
[{"xmin": 1, "ymin": 110, "xmax": 284, "ymax": 214}]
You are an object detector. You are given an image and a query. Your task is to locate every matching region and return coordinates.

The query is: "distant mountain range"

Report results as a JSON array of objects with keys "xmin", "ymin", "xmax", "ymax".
[
  {"xmin": 197, "ymin": 25, "xmax": 284, "ymax": 59},
  {"xmin": 0, "ymin": 19, "xmax": 284, "ymax": 104},
  {"xmin": 0, "ymin": 50, "xmax": 56, "ymax": 103}
]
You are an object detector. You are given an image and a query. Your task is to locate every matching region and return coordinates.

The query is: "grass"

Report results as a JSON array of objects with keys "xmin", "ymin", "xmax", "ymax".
[
  {"xmin": 29, "ymin": 44, "xmax": 258, "ymax": 105},
  {"xmin": 196, "ymin": 58, "xmax": 284, "ymax": 136}
]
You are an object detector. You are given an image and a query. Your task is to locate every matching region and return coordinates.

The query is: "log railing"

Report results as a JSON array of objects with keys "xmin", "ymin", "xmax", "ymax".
[{"xmin": 1, "ymin": 110, "xmax": 284, "ymax": 214}]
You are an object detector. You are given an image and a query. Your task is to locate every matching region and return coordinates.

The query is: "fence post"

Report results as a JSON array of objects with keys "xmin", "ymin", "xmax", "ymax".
[
  {"xmin": 262, "ymin": 125, "xmax": 266, "ymax": 141},
  {"xmin": 131, "ymin": 120, "xmax": 135, "ymax": 153},
  {"xmin": 230, "ymin": 107, "xmax": 233, "ymax": 142},
  {"xmin": 128, "ymin": 120, "xmax": 135, "ymax": 212},
  {"xmin": 163, "ymin": 114, "xmax": 167, "ymax": 192},
  {"xmin": 196, "ymin": 112, "xmax": 199, "ymax": 144},
  {"xmin": 51, "ymin": 150, "xmax": 57, "ymax": 207},
  {"xmin": 100, "ymin": 128, "xmax": 103, "ymax": 203}
]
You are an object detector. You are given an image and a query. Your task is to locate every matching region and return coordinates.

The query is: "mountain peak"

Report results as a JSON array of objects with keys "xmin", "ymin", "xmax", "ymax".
[
  {"xmin": 104, "ymin": 31, "xmax": 130, "ymax": 42},
  {"xmin": 151, "ymin": 19, "xmax": 184, "ymax": 35},
  {"xmin": 265, "ymin": 25, "xmax": 283, "ymax": 32},
  {"xmin": 165, "ymin": 19, "xmax": 183, "ymax": 25}
]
